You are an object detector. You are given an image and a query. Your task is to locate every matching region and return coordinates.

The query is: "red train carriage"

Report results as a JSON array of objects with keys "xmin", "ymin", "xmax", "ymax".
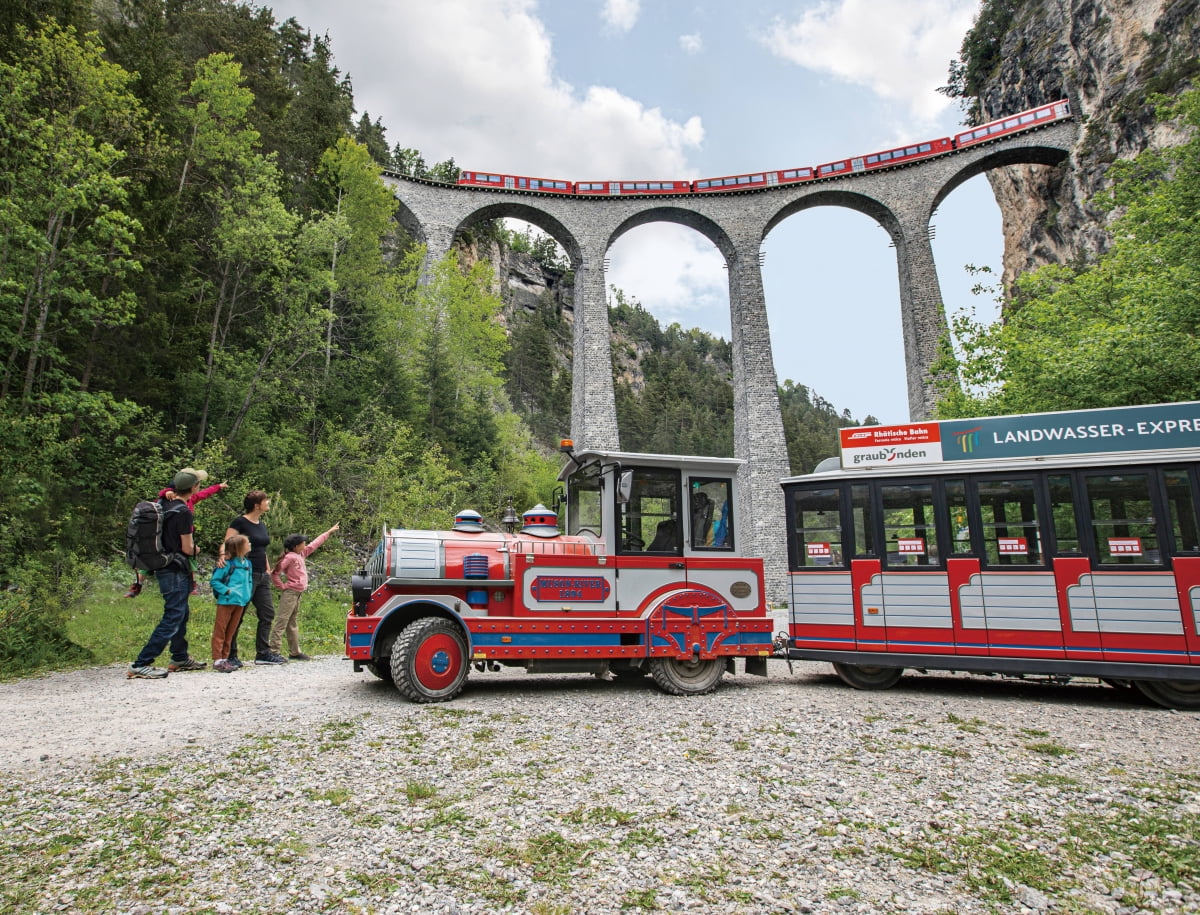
[
  {"xmin": 348, "ymin": 444, "xmax": 773, "ymax": 702},
  {"xmin": 783, "ymin": 401, "xmax": 1200, "ymax": 710},
  {"xmin": 575, "ymin": 180, "xmax": 692, "ymax": 195},
  {"xmin": 862, "ymin": 136, "xmax": 953, "ymax": 169},
  {"xmin": 457, "ymin": 171, "xmax": 574, "ymax": 194},
  {"xmin": 954, "ymin": 99, "xmax": 1071, "ymax": 148}
]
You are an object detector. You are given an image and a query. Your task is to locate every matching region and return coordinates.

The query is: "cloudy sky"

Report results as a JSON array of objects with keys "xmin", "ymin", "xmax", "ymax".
[{"xmin": 268, "ymin": 0, "xmax": 994, "ymax": 424}]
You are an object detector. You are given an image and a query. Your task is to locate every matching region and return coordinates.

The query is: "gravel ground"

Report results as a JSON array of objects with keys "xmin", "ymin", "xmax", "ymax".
[{"xmin": 0, "ymin": 654, "xmax": 1197, "ymax": 915}]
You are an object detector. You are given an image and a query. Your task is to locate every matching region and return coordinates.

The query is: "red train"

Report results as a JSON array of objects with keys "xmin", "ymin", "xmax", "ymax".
[{"xmin": 455, "ymin": 99, "xmax": 1070, "ymax": 198}]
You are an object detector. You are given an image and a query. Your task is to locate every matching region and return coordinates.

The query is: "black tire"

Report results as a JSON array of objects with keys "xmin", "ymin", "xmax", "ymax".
[
  {"xmin": 390, "ymin": 618, "xmax": 470, "ymax": 703},
  {"xmin": 1133, "ymin": 679, "xmax": 1200, "ymax": 710},
  {"xmin": 649, "ymin": 657, "xmax": 724, "ymax": 696},
  {"xmin": 832, "ymin": 662, "xmax": 903, "ymax": 690},
  {"xmin": 366, "ymin": 661, "xmax": 393, "ymax": 683}
]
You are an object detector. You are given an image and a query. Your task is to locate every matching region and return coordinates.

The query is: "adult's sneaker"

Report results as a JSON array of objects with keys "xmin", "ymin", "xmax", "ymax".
[
  {"xmin": 228, "ymin": 658, "xmax": 244, "ymax": 670},
  {"xmin": 254, "ymin": 653, "xmax": 288, "ymax": 665},
  {"xmin": 168, "ymin": 657, "xmax": 207, "ymax": 672},
  {"xmin": 288, "ymin": 653, "xmax": 313, "ymax": 661},
  {"xmin": 127, "ymin": 664, "xmax": 167, "ymax": 679}
]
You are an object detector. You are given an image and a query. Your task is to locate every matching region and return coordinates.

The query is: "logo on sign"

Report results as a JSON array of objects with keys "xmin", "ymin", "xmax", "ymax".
[
  {"xmin": 897, "ymin": 538, "xmax": 925, "ymax": 555},
  {"xmin": 1108, "ymin": 537, "xmax": 1143, "ymax": 556},
  {"xmin": 998, "ymin": 537, "xmax": 1027, "ymax": 554},
  {"xmin": 529, "ymin": 576, "xmax": 611, "ymax": 602},
  {"xmin": 806, "ymin": 542, "xmax": 831, "ymax": 558},
  {"xmin": 955, "ymin": 426, "xmax": 982, "ymax": 454}
]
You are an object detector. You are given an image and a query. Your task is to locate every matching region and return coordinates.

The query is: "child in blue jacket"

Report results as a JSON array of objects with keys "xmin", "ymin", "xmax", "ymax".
[{"xmin": 210, "ymin": 534, "xmax": 252, "ymax": 673}]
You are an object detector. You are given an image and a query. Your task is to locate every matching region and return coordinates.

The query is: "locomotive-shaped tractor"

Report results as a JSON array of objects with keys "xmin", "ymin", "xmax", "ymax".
[{"xmin": 347, "ymin": 444, "xmax": 774, "ymax": 702}]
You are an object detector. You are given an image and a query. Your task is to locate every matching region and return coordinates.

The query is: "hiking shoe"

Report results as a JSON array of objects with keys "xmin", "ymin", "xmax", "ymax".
[
  {"xmin": 127, "ymin": 664, "xmax": 167, "ymax": 679},
  {"xmin": 228, "ymin": 658, "xmax": 243, "ymax": 670},
  {"xmin": 168, "ymin": 657, "xmax": 207, "ymax": 672},
  {"xmin": 288, "ymin": 653, "xmax": 312, "ymax": 661},
  {"xmin": 123, "ymin": 583, "xmax": 142, "ymax": 598},
  {"xmin": 213, "ymin": 660, "xmax": 235, "ymax": 673},
  {"xmin": 254, "ymin": 653, "xmax": 288, "ymax": 665}
]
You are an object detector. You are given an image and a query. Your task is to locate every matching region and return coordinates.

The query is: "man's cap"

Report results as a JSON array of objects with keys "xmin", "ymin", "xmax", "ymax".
[{"xmin": 172, "ymin": 467, "xmax": 209, "ymax": 491}]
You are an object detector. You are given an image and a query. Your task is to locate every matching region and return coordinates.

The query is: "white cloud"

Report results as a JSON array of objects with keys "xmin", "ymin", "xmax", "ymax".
[
  {"xmin": 268, "ymin": 0, "xmax": 700, "ymax": 178},
  {"xmin": 679, "ymin": 33, "xmax": 703, "ymax": 55},
  {"xmin": 607, "ymin": 225, "xmax": 730, "ymax": 337},
  {"xmin": 601, "ymin": 0, "xmax": 641, "ymax": 32},
  {"xmin": 760, "ymin": 0, "xmax": 980, "ymax": 122}
]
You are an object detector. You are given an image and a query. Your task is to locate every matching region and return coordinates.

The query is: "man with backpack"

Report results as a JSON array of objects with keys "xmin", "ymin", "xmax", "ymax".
[{"xmin": 127, "ymin": 468, "xmax": 209, "ymax": 679}]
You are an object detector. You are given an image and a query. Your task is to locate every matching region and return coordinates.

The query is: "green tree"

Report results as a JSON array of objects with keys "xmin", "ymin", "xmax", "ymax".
[{"xmin": 938, "ymin": 88, "xmax": 1200, "ymax": 418}]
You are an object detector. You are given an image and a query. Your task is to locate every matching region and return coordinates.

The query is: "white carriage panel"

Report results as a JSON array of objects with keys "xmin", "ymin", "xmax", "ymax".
[
  {"xmin": 1090, "ymin": 576, "xmax": 1183, "ymax": 635},
  {"xmin": 978, "ymin": 574, "xmax": 1062, "ymax": 631},
  {"xmin": 958, "ymin": 576, "xmax": 986, "ymax": 628},
  {"xmin": 1067, "ymin": 579, "xmax": 1100, "ymax": 632},
  {"xmin": 789, "ymin": 573, "xmax": 854, "ymax": 627},
  {"xmin": 859, "ymin": 576, "xmax": 886, "ymax": 628},
  {"xmin": 688, "ymin": 565, "xmax": 761, "ymax": 613},
  {"xmin": 879, "ymin": 574, "xmax": 953, "ymax": 629}
]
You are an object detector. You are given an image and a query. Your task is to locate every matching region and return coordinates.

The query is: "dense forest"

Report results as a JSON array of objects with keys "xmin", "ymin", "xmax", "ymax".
[{"xmin": 0, "ymin": 0, "xmax": 865, "ymax": 644}]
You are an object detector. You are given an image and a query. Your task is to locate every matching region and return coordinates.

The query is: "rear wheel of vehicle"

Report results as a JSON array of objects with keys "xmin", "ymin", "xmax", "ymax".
[
  {"xmin": 1133, "ymin": 678, "xmax": 1200, "ymax": 710},
  {"xmin": 391, "ymin": 618, "xmax": 469, "ymax": 703},
  {"xmin": 832, "ymin": 662, "xmax": 903, "ymax": 690},
  {"xmin": 649, "ymin": 657, "xmax": 723, "ymax": 696}
]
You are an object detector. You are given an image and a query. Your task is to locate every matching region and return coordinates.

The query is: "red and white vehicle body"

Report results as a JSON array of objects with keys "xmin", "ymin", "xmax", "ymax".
[
  {"xmin": 348, "ymin": 446, "xmax": 773, "ymax": 702},
  {"xmin": 783, "ymin": 401, "xmax": 1200, "ymax": 709}
]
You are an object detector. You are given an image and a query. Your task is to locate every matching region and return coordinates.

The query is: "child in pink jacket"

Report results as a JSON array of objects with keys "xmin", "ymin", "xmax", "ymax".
[{"xmin": 269, "ymin": 523, "xmax": 339, "ymax": 660}]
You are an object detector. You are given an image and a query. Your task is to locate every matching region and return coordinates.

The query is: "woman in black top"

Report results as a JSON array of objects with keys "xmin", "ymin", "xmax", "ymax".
[{"xmin": 218, "ymin": 490, "xmax": 286, "ymax": 665}]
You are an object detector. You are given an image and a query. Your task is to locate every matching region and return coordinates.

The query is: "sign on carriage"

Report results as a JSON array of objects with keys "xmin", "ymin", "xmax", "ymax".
[{"xmin": 840, "ymin": 402, "xmax": 1200, "ymax": 468}]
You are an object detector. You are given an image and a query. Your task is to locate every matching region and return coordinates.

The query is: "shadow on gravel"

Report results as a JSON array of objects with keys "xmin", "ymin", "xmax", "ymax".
[{"xmin": 791, "ymin": 667, "xmax": 1153, "ymax": 711}]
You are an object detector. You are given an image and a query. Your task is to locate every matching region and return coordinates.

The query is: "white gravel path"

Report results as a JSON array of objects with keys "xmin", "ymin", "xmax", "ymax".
[{"xmin": 0, "ymin": 658, "xmax": 1197, "ymax": 914}]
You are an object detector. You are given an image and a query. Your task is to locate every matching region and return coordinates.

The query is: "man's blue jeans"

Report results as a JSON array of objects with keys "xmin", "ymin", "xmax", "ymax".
[{"xmin": 133, "ymin": 569, "xmax": 191, "ymax": 668}]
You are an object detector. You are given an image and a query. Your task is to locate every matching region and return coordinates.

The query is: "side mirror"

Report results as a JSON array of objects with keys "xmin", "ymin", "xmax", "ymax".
[{"xmin": 617, "ymin": 471, "xmax": 633, "ymax": 505}]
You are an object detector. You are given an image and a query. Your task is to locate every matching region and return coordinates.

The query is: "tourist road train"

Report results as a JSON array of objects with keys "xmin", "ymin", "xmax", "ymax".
[
  {"xmin": 346, "ymin": 400, "xmax": 1200, "ymax": 710},
  {"xmin": 455, "ymin": 99, "xmax": 1071, "ymax": 197}
]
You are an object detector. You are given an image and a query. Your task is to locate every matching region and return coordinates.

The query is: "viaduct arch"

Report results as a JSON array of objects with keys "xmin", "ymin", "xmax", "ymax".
[{"xmin": 381, "ymin": 117, "xmax": 1078, "ymax": 598}]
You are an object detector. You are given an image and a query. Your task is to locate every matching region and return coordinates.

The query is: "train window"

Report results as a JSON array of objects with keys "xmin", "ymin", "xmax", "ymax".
[
  {"xmin": 1021, "ymin": 113, "xmax": 1035, "ymax": 123},
  {"xmin": 1083, "ymin": 472, "xmax": 1162, "ymax": 565},
  {"xmin": 906, "ymin": 146, "xmax": 918, "ymax": 156},
  {"xmin": 1005, "ymin": 117, "xmax": 1019, "ymax": 128},
  {"xmin": 617, "ymin": 467, "xmax": 681, "ymax": 554},
  {"xmin": 1047, "ymin": 474, "xmax": 1082, "ymax": 553},
  {"xmin": 946, "ymin": 479, "xmax": 973, "ymax": 555},
  {"xmin": 851, "ymin": 485, "xmax": 875, "ymax": 557},
  {"xmin": 1164, "ymin": 468, "xmax": 1200, "ymax": 553},
  {"xmin": 977, "ymin": 477, "xmax": 1043, "ymax": 566},
  {"xmin": 751, "ymin": 175, "xmax": 764, "ymax": 182},
  {"xmin": 791, "ymin": 487, "xmax": 843, "ymax": 568},
  {"xmin": 622, "ymin": 183, "xmax": 635, "ymax": 190},
  {"xmin": 866, "ymin": 156, "xmax": 880, "ymax": 164},
  {"xmin": 919, "ymin": 143, "xmax": 932, "ymax": 152},
  {"xmin": 519, "ymin": 179, "xmax": 528, "ymax": 187},
  {"xmin": 690, "ymin": 478, "xmax": 733, "ymax": 551},
  {"xmin": 567, "ymin": 463, "xmax": 603, "ymax": 538},
  {"xmin": 880, "ymin": 482, "xmax": 939, "ymax": 567},
  {"xmin": 696, "ymin": 181, "xmax": 710, "ymax": 188}
]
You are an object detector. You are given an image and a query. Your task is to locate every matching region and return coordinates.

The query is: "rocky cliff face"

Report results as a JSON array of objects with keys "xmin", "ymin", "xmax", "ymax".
[{"xmin": 976, "ymin": 0, "xmax": 1199, "ymax": 289}]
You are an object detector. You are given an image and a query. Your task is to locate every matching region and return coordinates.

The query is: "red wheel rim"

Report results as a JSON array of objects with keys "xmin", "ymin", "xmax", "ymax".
[{"xmin": 412, "ymin": 631, "xmax": 464, "ymax": 691}]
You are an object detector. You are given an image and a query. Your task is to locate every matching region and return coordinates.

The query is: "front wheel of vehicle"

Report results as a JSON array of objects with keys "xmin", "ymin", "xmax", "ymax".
[
  {"xmin": 832, "ymin": 662, "xmax": 903, "ymax": 690},
  {"xmin": 391, "ymin": 618, "xmax": 469, "ymax": 703}
]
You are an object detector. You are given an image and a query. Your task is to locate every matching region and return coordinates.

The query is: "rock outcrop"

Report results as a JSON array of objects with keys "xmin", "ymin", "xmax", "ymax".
[{"xmin": 973, "ymin": 0, "xmax": 1199, "ymax": 289}]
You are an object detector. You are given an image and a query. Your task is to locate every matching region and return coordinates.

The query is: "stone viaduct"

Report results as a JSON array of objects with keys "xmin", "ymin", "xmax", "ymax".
[{"xmin": 381, "ymin": 116, "xmax": 1078, "ymax": 599}]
